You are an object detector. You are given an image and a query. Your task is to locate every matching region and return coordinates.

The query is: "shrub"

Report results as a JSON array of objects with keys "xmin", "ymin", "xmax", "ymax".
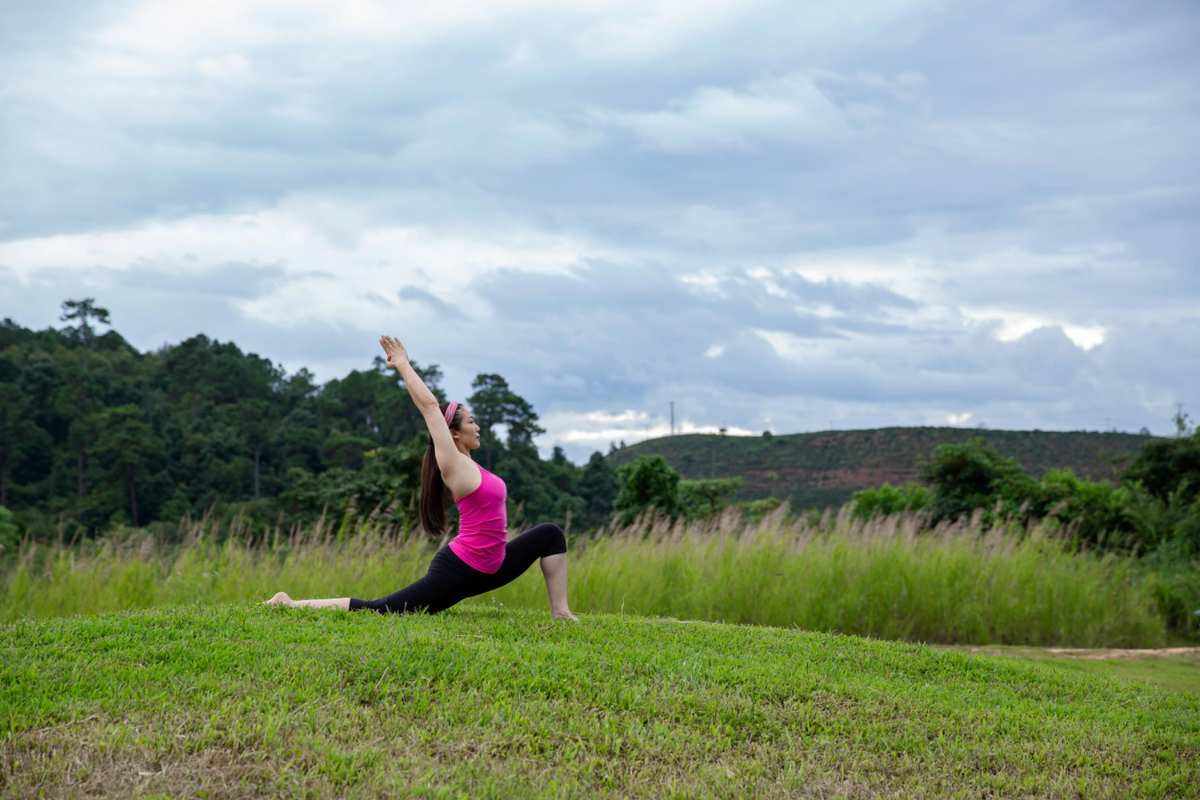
[
  {"xmin": 736, "ymin": 497, "xmax": 783, "ymax": 524},
  {"xmin": 614, "ymin": 456, "xmax": 681, "ymax": 526},
  {"xmin": 1141, "ymin": 564, "xmax": 1200, "ymax": 640},
  {"xmin": 678, "ymin": 477, "xmax": 743, "ymax": 521},
  {"xmin": 918, "ymin": 438, "xmax": 1040, "ymax": 526},
  {"xmin": 850, "ymin": 483, "xmax": 932, "ymax": 521},
  {"xmin": 1124, "ymin": 430, "xmax": 1200, "ymax": 504},
  {"xmin": 1128, "ymin": 485, "xmax": 1200, "ymax": 560},
  {"xmin": 1037, "ymin": 468, "xmax": 1143, "ymax": 552}
]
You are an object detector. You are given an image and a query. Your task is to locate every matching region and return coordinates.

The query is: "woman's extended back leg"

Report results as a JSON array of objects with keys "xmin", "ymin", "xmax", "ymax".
[{"xmin": 349, "ymin": 549, "xmax": 471, "ymax": 614}]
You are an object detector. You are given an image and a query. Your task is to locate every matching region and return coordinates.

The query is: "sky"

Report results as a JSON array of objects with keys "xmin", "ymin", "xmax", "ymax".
[{"xmin": 2, "ymin": 0, "xmax": 1198, "ymax": 464}]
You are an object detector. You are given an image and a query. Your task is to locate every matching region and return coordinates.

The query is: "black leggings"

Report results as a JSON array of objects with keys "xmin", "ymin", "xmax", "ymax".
[{"xmin": 348, "ymin": 522, "xmax": 567, "ymax": 615}]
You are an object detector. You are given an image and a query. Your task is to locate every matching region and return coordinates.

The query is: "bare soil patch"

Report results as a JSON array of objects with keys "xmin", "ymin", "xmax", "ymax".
[{"xmin": 944, "ymin": 645, "xmax": 1200, "ymax": 661}]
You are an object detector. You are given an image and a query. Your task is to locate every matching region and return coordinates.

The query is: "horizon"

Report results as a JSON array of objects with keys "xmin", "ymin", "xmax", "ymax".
[{"xmin": 8, "ymin": 302, "xmax": 1171, "ymax": 470}]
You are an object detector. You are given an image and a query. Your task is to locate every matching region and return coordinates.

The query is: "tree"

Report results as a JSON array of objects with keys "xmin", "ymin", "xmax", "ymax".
[
  {"xmin": 545, "ymin": 446, "xmax": 577, "ymax": 495},
  {"xmin": 917, "ymin": 437, "xmax": 1039, "ymax": 525},
  {"xmin": 324, "ymin": 360, "xmax": 426, "ymax": 445},
  {"xmin": 1124, "ymin": 429, "xmax": 1200, "ymax": 505},
  {"xmin": 322, "ymin": 430, "xmax": 378, "ymax": 471},
  {"xmin": 275, "ymin": 405, "xmax": 324, "ymax": 473},
  {"xmin": 467, "ymin": 373, "xmax": 545, "ymax": 468},
  {"xmin": 279, "ymin": 438, "xmax": 424, "ymax": 529},
  {"xmin": 59, "ymin": 298, "xmax": 111, "ymax": 348},
  {"xmin": 678, "ymin": 477, "xmax": 743, "ymax": 521},
  {"xmin": 1172, "ymin": 403, "xmax": 1194, "ymax": 437},
  {"xmin": 0, "ymin": 308, "xmax": 612, "ymax": 538},
  {"xmin": 0, "ymin": 381, "xmax": 51, "ymax": 507},
  {"xmin": 578, "ymin": 451, "xmax": 617, "ymax": 530},
  {"xmin": 614, "ymin": 455, "xmax": 680, "ymax": 526},
  {"xmin": 91, "ymin": 405, "xmax": 167, "ymax": 527},
  {"xmin": 64, "ymin": 411, "xmax": 104, "ymax": 501},
  {"xmin": 240, "ymin": 399, "xmax": 277, "ymax": 499}
]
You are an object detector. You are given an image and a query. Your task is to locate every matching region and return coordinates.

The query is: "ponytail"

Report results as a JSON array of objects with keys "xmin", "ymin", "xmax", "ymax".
[{"xmin": 419, "ymin": 401, "xmax": 461, "ymax": 537}]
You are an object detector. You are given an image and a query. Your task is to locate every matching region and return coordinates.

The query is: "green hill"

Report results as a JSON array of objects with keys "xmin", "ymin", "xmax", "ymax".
[
  {"xmin": 605, "ymin": 426, "xmax": 1156, "ymax": 510},
  {"xmin": 2, "ymin": 604, "xmax": 1196, "ymax": 797}
]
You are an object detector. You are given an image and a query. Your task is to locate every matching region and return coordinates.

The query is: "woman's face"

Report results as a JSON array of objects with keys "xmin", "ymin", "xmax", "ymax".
[{"xmin": 455, "ymin": 407, "xmax": 481, "ymax": 450}]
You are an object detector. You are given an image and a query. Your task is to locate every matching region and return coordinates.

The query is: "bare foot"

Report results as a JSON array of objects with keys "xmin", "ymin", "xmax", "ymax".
[
  {"xmin": 263, "ymin": 591, "xmax": 294, "ymax": 607},
  {"xmin": 551, "ymin": 608, "xmax": 579, "ymax": 622}
]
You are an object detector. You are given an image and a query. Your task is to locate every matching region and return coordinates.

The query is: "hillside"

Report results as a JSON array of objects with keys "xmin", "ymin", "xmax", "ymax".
[
  {"xmin": 605, "ymin": 426, "xmax": 1156, "ymax": 510},
  {"xmin": 2, "ymin": 604, "xmax": 1197, "ymax": 798}
]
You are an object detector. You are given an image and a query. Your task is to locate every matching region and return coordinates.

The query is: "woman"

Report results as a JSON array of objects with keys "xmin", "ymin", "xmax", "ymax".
[{"xmin": 263, "ymin": 334, "xmax": 578, "ymax": 621}]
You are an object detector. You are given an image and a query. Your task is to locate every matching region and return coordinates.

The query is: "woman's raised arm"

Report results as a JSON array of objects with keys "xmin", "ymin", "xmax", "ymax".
[
  {"xmin": 379, "ymin": 335, "xmax": 438, "ymax": 410},
  {"xmin": 379, "ymin": 335, "xmax": 470, "ymax": 480}
]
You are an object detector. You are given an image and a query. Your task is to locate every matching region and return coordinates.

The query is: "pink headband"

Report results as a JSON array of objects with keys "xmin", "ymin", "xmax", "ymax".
[{"xmin": 443, "ymin": 401, "xmax": 458, "ymax": 425}]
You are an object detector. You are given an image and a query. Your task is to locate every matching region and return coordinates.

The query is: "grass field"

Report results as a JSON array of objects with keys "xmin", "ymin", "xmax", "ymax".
[{"xmin": 3, "ymin": 603, "xmax": 1198, "ymax": 798}]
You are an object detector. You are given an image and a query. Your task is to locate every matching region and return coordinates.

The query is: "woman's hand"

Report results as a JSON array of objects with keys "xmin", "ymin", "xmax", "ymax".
[{"xmin": 379, "ymin": 335, "xmax": 409, "ymax": 370}]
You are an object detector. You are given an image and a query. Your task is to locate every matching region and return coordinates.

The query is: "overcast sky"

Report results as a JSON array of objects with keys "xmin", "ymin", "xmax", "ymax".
[{"xmin": 3, "ymin": 0, "xmax": 1198, "ymax": 463}]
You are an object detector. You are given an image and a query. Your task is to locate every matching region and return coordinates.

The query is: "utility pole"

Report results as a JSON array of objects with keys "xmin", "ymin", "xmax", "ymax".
[{"xmin": 670, "ymin": 401, "xmax": 675, "ymax": 436}]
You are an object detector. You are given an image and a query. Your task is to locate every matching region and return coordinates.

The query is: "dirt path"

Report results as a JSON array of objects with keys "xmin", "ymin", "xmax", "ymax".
[{"xmin": 945, "ymin": 645, "xmax": 1200, "ymax": 661}]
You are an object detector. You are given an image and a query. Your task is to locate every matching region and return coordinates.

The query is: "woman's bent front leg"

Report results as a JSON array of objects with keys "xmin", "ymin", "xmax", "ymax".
[
  {"xmin": 539, "ymin": 553, "xmax": 576, "ymax": 620},
  {"xmin": 469, "ymin": 523, "xmax": 577, "ymax": 620}
]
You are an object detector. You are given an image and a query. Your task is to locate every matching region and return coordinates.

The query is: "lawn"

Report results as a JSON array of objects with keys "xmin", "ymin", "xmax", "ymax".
[{"xmin": 3, "ymin": 603, "xmax": 1197, "ymax": 798}]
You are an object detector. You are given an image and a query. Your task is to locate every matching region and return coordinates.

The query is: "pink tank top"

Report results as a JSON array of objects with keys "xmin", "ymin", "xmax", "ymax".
[{"xmin": 448, "ymin": 464, "xmax": 508, "ymax": 574}]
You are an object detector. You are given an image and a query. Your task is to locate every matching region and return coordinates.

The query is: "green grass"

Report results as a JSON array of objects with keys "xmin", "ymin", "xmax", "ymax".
[
  {"xmin": 2, "ymin": 604, "xmax": 1198, "ymax": 798},
  {"xmin": 935, "ymin": 646, "xmax": 1200, "ymax": 695},
  {"xmin": 1060, "ymin": 656, "xmax": 1200, "ymax": 695},
  {"xmin": 1, "ymin": 506, "xmax": 1174, "ymax": 647}
]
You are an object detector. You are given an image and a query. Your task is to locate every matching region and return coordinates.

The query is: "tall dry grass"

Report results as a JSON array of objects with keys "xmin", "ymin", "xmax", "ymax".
[{"xmin": 0, "ymin": 503, "xmax": 1168, "ymax": 647}]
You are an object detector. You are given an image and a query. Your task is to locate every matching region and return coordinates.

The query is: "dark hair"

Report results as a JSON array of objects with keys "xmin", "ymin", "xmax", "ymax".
[{"xmin": 419, "ymin": 401, "xmax": 462, "ymax": 537}]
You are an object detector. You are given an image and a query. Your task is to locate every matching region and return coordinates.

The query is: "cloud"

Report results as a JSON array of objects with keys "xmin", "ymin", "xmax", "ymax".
[
  {"xmin": 1, "ymin": 0, "xmax": 1197, "ymax": 463},
  {"xmin": 593, "ymin": 72, "xmax": 849, "ymax": 153},
  {"xmin": 398, "ymin": 286, "xmax": 465, "ymax": 320}
]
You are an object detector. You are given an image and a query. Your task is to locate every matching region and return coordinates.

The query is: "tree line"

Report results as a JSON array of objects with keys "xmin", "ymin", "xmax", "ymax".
[{"xmin": 0, "ymin": 299, "xmax": 620, "ymax": 544}]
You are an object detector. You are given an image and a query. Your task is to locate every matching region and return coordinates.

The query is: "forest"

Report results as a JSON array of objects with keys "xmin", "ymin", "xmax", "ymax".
[{"xmin": 0, "ymin": 299, "xmax": 620, "ymax": 542}]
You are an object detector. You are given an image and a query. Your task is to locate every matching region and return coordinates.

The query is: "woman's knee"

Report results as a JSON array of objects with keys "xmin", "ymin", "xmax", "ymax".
[{"xmin": 536, "ymin": 522, "xmax": 567, "ymax": 556}]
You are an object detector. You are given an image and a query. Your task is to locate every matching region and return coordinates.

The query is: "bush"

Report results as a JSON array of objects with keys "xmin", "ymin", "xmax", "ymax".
[
  {"xmin": 736, "ymin": 497, "xmax": 783, "ymax": 525},
  {"xmin": 918, "ymin": 438, "xmax": 1040, "ymax": 526},
  {"xmin": 850, "ymin": 483, "xmax": 932, "ymax": 521},
  {"xmin": 1127, "ymin": 485, "xmax": 1200, "ymax": 560},
  {"xmin": 1124, "ymin": 430, "xmax": 1200, "ymax": 504},
  {"xmin": 278, "ymin": 445, "xmax": 416, "ymax": 529},
  {"xmin": 678, "ymin": 477, "xmax": 743, "ymax": 522},
  {"xmin": 613, "ymin": 456, "xmax": 680, "ymax": 526},
  {"xmin": 1141, "ymin": 565, "xmax": 1200, "ymax": 640},
  {"xmin": 614, "ymin": 461, "xmax": 750, "ymax": 527},
  {"xmin": 1037, "ymin": 469, "xmax": 1143, "ymax": 552}
]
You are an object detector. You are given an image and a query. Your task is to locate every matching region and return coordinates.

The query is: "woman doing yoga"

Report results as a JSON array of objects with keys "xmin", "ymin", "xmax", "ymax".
[{"xmin": 263, "ymin": 334, "xmax": 578, "ymax": 621}]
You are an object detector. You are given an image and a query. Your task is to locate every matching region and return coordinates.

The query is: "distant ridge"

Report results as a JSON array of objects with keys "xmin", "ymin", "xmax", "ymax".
[{"xmin": 604, "ymin": 426, "xmax": 1157, "ymax": 511}]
